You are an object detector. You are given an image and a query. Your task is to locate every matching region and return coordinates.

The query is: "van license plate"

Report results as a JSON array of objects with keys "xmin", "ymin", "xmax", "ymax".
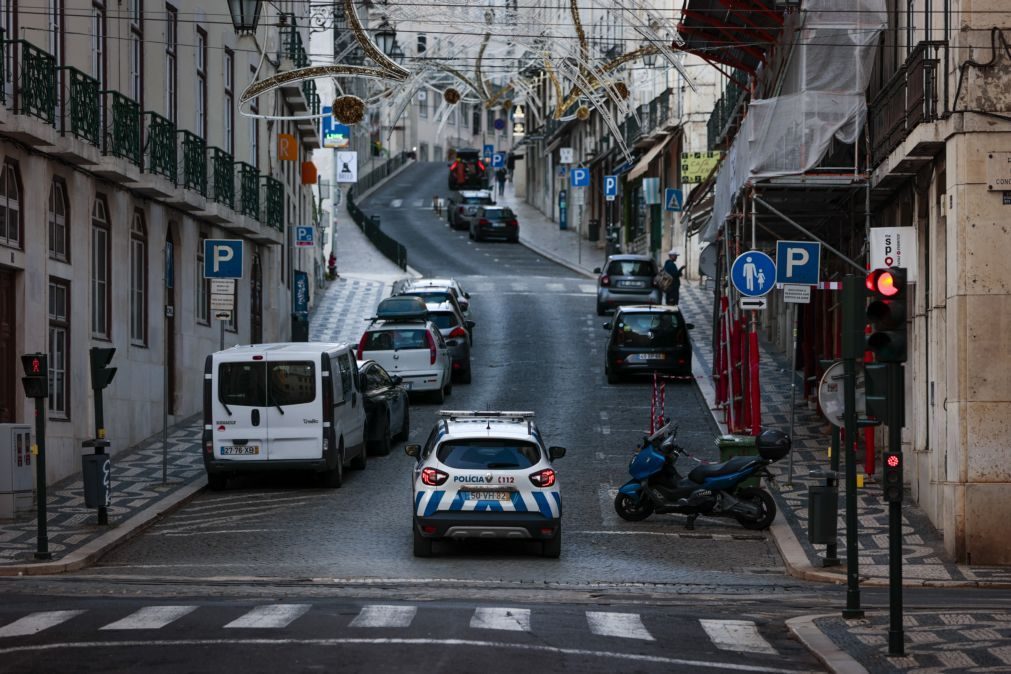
[{"xmin": 221, "ymin": 446, "xmax": 259, "ymax": 455}]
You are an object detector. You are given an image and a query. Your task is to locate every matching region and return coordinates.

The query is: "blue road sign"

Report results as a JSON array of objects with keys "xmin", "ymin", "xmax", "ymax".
[
  {"xmin": 296, "ymin": 226, "xmax": 314, "ymax": 247},
  {"xmin": 730, "ymin": 251, "xmax": 776, "ymax": 297},
  {"xmin": 494, "ymin": 118, "xmax": 506, "ymax": 131},
  {"xmin": 775, "ymin": 240, "xmax": 821, "ymax": 285},
  {"xmin": 570, "ymin": 167, "xmax": 589, "ymax": 187},
  {"xmin": 492, "ymin": 152, "xmax": 506, "ymax": 168},
  {"xmin": 320, "ymin": 107, "xmax": 350, "ymax": 149},
  {"xmin": 665, "ymin": 188, "xmax": 683, "ymax": 212},
  {"xmin": 203, "ymin": 239, "xmax": 243, "ymax": 279},
  {"xmin": 483, "ymin": 144, "xmax": 494, "ymax": 161},
  {"xmin": 604, "ymin": 175, "xmax": 618, "ymax": 198}
]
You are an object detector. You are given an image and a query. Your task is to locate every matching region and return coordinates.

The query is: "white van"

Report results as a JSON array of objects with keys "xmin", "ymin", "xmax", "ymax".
[{"xmin": 202, "ymin": 342, "xmax": 368, "ymax": 490}]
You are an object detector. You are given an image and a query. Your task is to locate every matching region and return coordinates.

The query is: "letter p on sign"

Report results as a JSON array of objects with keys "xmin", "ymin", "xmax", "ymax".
[
  {"xmin": 213, "ymin": 245, "xmax": 233, "ymax": 272},
  {"xmin": 786, "ymin": 248, "xmax": 809, "ymax": 277}
]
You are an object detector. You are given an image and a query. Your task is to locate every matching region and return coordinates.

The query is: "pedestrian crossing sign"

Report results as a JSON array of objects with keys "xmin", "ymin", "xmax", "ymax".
[{"xmin": 665, "ymin": 188, "xmax": 683, "ymax": 212}]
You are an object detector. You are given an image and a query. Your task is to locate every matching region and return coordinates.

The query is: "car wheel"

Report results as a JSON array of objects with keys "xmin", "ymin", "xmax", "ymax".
[
  {"xmin": 607, "ymin": 366, "xmax": 620, "ymax": 385},
  {"xmin": 596, "ymin": 302, "xmax": 606, "ymax": 316},
  {"xmin": 444, "ymin": 376, "xmax": 453, "ymax": 397},
  {"xmin": 413, "ymin": 526, "xmax": 433, "ymax": 558},
  {"xmin": 322, "ymin": 446, "xmax": 344, "ymax": 488},
  {"xmin": 350, "ymin": 439, "xmax": 368, "ymax": 470},
  {"xmin": 372, "ymin": 415, "xmax": 392, "ymax": 456},
  {"xmin": 397, "ymin": 405, "xmax": 410, "ymax": 442},
  {"xmin": 508, "ymin": 235, "xmax": 519, "ymax": 243},
  {"xmin": 541, "ymin": 524, "xmax": 562, "ymax": 558},
  {"xmin": 431, "ymin": 385, "xmax": 445, "ymax": 404},
  {"xmin": 206, "ymin": 473, "xmax": 227, "ymax": 491},
  {"xmin": 460, "ymin": 364, "xmax": 472, "ymax": 384}
]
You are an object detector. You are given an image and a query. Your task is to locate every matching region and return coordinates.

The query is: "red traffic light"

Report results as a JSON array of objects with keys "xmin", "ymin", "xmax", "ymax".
[
  {"xmin": 886, "ymin": 454, "xmax": 900, "ymax": 468},
  {"xmin": 866, "ymin": 268, "xmax": 901, "ymax": 297},
  {"xmin": 31, "ymin": 358, "xmax": 41, "ymax": 373}
]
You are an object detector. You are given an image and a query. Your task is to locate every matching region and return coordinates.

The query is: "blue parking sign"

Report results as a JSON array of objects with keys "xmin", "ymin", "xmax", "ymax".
[
  {"xmin": 570, "ymin": 167, "xmax": 589, "ymax": 187},
  {"xmin": 775, "ymin": 240, "xmax": 821, "ymax": 285},
  {"xmin": 203, "ymin": 239, "xmax": 243, "ymax": 279},
  {"xmin": 492, "ymin": 152, "xmax": 506, "ymax": 168},
  {"xmin": 604, "ymin": 175, "xmax": 618, "ymax": 198},
  {"xmin": 296, "ymin": 226, "xmax": 314, "ymax": 247}
]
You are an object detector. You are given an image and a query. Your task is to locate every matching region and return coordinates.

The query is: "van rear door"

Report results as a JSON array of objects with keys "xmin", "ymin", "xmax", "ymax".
[
  {"xmin": 264, "ymin": 356, "xmax": 323, "ymax": 461},
  {"xmin": 212, "ymin": 356, "xmax": 269, "ymax": 463}
]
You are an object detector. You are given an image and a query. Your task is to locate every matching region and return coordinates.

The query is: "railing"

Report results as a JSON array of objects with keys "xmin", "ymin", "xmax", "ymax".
[
  {"xmin": 262, "ymin": 176, "xmax": 284, "ymax": 231},
  {"xmin": 347, "ymin": 189, "xmax": 407, "ymax": 270},
  {"xmin": 179, "ymin": 130, "xmax": 206, "ymax": 195},
  {"xmin": 104, "ymin": 91, "xmax": 141, "ymax": 165},
  {"xmin": 236, "ymin": 162, "xmax": 259, "ymax": 218},
  {"xmin": 869, "ymin": 41, "xmax": 946, "ymax": 168},
  {"xmin": 302, "ymin": 79, "xmax": 320, "ymax": 116},
  {"xmin": 207, "ymin": 147, "xmax": 234, "ymax": 208},
  {"xmin": 12, "ymin": 40, "xmax": 56, "ymax": 124},
  {"xmin": 61, "ymin": 67, "xmax": 100, "ymax": 145},
  {"xmin": 707, "ymin": 69, "xmax": 748, "ymax": 151},
  {"xmin": 280, "ymin": 15, "xmax": 310, "ymax": 68},
  {"xmin": 143, "ymin": 112, "xmax": 176, "ymax": 182}
]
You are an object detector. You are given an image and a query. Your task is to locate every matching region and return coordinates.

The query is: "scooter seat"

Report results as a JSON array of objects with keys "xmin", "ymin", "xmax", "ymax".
[{"xmin": 688, "ymin": 456, "xmax": 762, "ymax": 483}]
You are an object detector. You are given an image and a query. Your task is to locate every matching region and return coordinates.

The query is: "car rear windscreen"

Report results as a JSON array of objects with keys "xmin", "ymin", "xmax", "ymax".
[
  {"xmin": 607, "ymin": 260, "xmax": 655, "ymax": 276},
  {"xmin": 218, "ymin": 361, "xmax": 315, "ymax": 406},
  {"xmin": 612, "ymin": 313, "xmax": 682, "ymax": 347},
  {"xmin": 437, "ymin": 440, "xmax": 541, "ymax": 469},
  {"xmin": 363, "ymin": 329, "xmax": 429, "ymax": 350},
  {"xmin": 428, "ymin": 312, "xmax": 460, "ymax": 330},
  {"xmin": 405, "ymin": 290, "xmax": 452, "ymax": 304}
]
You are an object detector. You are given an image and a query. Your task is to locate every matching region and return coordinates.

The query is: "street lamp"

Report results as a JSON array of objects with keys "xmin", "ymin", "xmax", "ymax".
[
  {"xmin": 390, "ymin": 42, "xmax": 405, "ymax": 66},
  {"xmin": 227, "ymin": 0, "xmax": 262, "ymax": 35},
  {"xmin": 642, "ymin": 43, "xmax": 658, "ymax": 68},
  {"xmin": 374, "ymin": 18, "xmax": 397, "ymax": 57}
]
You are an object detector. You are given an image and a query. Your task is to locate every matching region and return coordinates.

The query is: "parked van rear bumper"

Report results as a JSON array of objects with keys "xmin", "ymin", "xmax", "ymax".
[{"xmin": 203, "ymin": 456, "xmax": 329, "ymax": 475}]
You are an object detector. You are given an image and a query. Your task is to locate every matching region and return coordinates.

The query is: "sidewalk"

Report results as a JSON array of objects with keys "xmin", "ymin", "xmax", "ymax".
[{"xmin": 503, "ymin": 181, "xmax": 1011, "ymax": 672}]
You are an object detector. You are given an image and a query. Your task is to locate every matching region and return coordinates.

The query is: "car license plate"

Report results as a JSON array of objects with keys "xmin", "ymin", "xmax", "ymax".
[
  {"xmin": 463, "ymin": 491, "xmax": 512, "ymax": 501},
  {"xmin": 618, "ymin": 280, "xmax": 645, "ymax": 288},
  {"xmin": 220, "ymin": 445, "xmax": 259, "ymax": 455},
  {"xmin": 491, "ymin": 222, "xmax": 504, "ymax": 228},
  {"xmin": 635, "ymin": 353, "xmax": 666, "ymax": 361}
]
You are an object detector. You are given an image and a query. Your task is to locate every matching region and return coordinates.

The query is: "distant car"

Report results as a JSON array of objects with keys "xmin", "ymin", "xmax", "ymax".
[
  {"xmin": 448, "ymin": 148, "xmax": 490, "ymax": 190},
  {"xmin": 406, "ymin": 410, "xmax": 566, "ymax": 558},
  {"xmin": 358, "ymin": 359, "xmax": 410, "ymax": 456},
  {"xmin": 603, "ymin": 305, "xmax": 694, "ymax": 384},
  {"xmin": 447, "ymin": 190, "xmax": 494, "ymax": 230},
  {"xmin": 594, "ymin": 254, "xmax": 661, "ymax": 315},
  {"xmin": 424, "ymin": 300, "xmax": 475, "ymax": 383},
  {"xmin": 470, "ymin": 206, "xmax": 519, "ymax": 243},
  {"xmin": 358, "ymin": 308, "xmax": 453, "ymax": 403},
  {"xmin": 403, "ymin": 278, "xmax": 472, "ymax": 315},
  {"xmin": 397, "ymin": 288, "xmax": 470, "ymax": 329}
]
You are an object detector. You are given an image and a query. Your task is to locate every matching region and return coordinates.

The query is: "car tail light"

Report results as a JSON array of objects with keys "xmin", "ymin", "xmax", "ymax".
[
  {"xmin": 449, "ymin": 326, "xmax": 467, "ymax": 339},
  {"xmin": 421, "ymin": 525, "xmax": 437, "ymax": 534},
  {"xmin": 477, "ymin": 161, "xmax": 486, "ymax": 171},
  {"xmin": 614, "ymin": 358, "xmax": 624, "ymax": 365},
  {"xmin": 506, "ymin": 219, "xmax": 518, "ymax": 226},
  {"xmin": 425, "ymin": 330, "xmax": 437, "ymax": 365},
  {"xmin": 450, "ymin": 160, "xmax": 459, "ymax": 170},
  {"xmin": 203, "ymin": 437, "xmax": 213, "ymax": 456},
  {"xmin": 421, "ymin": 467, "xmax": 449, "ymax": 486},
  {"xmin": 600, "ymin": 275, "xmax": 610, "ymax": 286},
  {"xmin": 529, "ymin": 468, "xmax": 556, "ymax": 488},
  {"xmin": 678, "ymin": 358, "xmax": 686, "ymax": 365},
  {"xmin": 357, "ymin": 333, "xmax": 368, "ymax": 359},
  {"xmin": 478, "ymin": 218, "xmax": 490, "ymax": 225}
]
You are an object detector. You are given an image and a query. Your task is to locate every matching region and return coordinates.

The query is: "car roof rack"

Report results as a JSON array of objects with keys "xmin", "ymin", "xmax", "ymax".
[{"xmin": 437, "ymin": 410, "xmax": 536, "ymax": 434}]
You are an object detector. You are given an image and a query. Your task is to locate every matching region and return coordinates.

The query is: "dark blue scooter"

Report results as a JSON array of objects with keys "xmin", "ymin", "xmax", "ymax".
[{"xmin": 614, "ymin": 420, "xmax": 790, "ymax": 530}]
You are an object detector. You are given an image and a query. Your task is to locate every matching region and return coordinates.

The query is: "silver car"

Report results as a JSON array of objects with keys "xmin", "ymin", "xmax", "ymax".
[
  {"xmin": 594, "ymin": 254, "xmax": 661, "ymax": 316},
  {"xmin": 424, "ymin": 300, "xmax": 474, "ymax": 383}
]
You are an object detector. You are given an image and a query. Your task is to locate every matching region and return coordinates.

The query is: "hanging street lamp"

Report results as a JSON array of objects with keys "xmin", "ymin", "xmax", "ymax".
[
  {"xmin": 227, "ymin": 0, "xmax": 262, "ymax": 35},
  {"xmin": 374, "ymin": 19, "xmax": 397, "ymax": 57}
]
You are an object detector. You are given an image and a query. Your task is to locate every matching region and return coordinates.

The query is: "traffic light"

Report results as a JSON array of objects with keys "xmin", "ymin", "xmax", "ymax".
[
  {"xmin": 882, "ymin": 451, "xmax": 903, "ymax": 502},
  {"xmin": 863, "ymin": 362, "xmax": 890, "ymax": 424},
  {"xmin": 20, "ymin": 353, "xmax": 48, "ymax": 399},
  {"xmin": 89, "ymin": 347, "xmax": 117, "ymax": 391},
  {"xmin": 866, "ymin": 267, "xmax": 908, "ymax": 363}
]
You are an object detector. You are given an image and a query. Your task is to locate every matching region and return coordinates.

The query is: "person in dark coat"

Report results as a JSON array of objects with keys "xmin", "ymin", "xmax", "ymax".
[{"xmin": 662, "ymin": 249, "xmax": 684, "ymax": 306}]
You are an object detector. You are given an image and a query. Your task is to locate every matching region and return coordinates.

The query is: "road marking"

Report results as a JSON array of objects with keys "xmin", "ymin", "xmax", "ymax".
[
  {"xmin": 595, "ymin": 452, "xmax": 605, "ymax": 460},
  {"xmin": 470, "ymin": 608, "xmax": 530, "ymax": 632},
  {"xmin": 546, "ymin": 283, "xmax": 565, "ymax": 292},
  {"xmin": 510, "ymin": 282, "xmax": 528, "ymax": 291},
  {"xmin": 390, "ymin": 199, "xmax": 403, "ymax": 208},
  {"xmin": 350, "ymin": 605, "xmax": 417, "ymax": 628},
  {"xmin": 699, "ymin": 620, "xmax": 779, "ymax": 655},
  {"xmin": 586, "ymin": 612, "xmax": 654, "ymax": 640},
  {"xmin": 224, "ymin": 604, "xmax": 309, "ymax": 629},
  {"xmin": 101, "ymin": 606, "xmax": 197, "ymax": 631},
  {"xmin": 0, "ymin": 611, "xmax": 84, "ymax": 637},
  {"xmin": 579, "ymin": 284, "xmax": 596, "ymax": 293},
  {"xmin": 599, "ymin": 411, "xmax": 610, "ymax": 435}
]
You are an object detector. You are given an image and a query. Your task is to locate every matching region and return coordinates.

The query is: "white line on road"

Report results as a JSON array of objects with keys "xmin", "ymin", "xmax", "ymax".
[
  {"xmin": 350, "ymin": 605, "xmax": 417, "ymax": 628},
  {"xmin": 699, "ymin": 620, "xmax": 779, "ymax": 655},
  {"xmin": 390, "ymin": 199, "xmax": 403, "ymax": 208},
  {"xmin": 546, "ymin": 283, "xmax": 565, "ymax": 292},
  {"xmin": 579, "ymin": 284, "xmax": 596, "ymax": 293},
  {"xmin": 224, "ymin": 605, "xmax": 310, "ymax": 629},
  {"xmin": 101, "ymin": 606, "xmax": 197, "ymax": 631},
  {"xmin": 586, "ymin": 612, "xmax": 654, "ymax": 641},
  {"xmin": 0, "ymin": 611, "xmax": 84, "ymax": 637},
  {"xmin": 470, "ymin": 608, "xmax": 530, "ymax": 632}
]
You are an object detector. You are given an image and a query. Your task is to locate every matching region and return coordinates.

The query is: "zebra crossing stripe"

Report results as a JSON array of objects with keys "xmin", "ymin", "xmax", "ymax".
[
  {"xmin": 101, "ymin": 606, "xmax": 198, "ymax": 631},
  {"xmin": 579, "ymin": 284, "xmax": 596, "ymax": 293},
  {"xmin": 470, "ymin": 608, "xmax": 530, "ymax": 632},
  {"xmin": 350, "ymin": 605, "xmax": 417, "ymax": 628},
  {"xmin": 546, "ymin": 283, "xmax": 565, "ymax": 292},
  {"xmin": 699, "ymin": 619, "xmax": 778, "ymax": 655},
  {"xmin": 224, "ymin": 604, "xmax": 310, "ymax": 629},
  {"xmin": 0, "ymin": 611, "xmax": 84, "ymax": 638},
  {"xmin": 585, "ymin": 612, "xmax": 655, "ymax": 641}
]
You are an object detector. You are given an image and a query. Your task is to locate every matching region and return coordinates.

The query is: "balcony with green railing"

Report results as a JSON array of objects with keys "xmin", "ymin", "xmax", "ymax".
[
  {"xmin": 179, "ymin": 130, "xmax": 206, "ymax": 195},
  {"xmin": 302, "ymin": 79, "xmax": 320, "ymax": 117},
  {"xmin": 143, "ymin": 112, "xmax": 176, "ymax": 183},
  {"xmin": 103, "ymin": 91, "xmax": 141, "ymax": 166},
  {"xmin": 262, "ymin": 176, "xmax": 284, "ymax": 231},
  {"xmin": 207, "ymin": 147, "xmax": 234, "ymax": 209},
  {"xmin": 60, "ymin": 67, "xmax": 100, "ymax": 146},
  {"xmin": 707, "ymin": 69, "xmax": 748, "ymax": 151},
  {"xmin": 280, "ymin": 15, "xmax": 310, "ymax": 68},
  {"xmin": 11, "ymin": 40, "xmax": 56, "ymax": 125},
  {"xmin": 236, "ymin": 162, "xmax": 259, "ymax": 219}
]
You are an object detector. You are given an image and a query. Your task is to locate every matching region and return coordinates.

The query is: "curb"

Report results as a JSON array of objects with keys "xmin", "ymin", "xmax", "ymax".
[
  {"xmin": 518, "ymin": 236, "xmax": 597, "ymax": 279},
  {"xmin": 0, "ymin": 477, "xmax": 206, "ymax": 577},
  {"xmin": 786, "ymin": 614, "xmax": 869, "ymax": 674}
]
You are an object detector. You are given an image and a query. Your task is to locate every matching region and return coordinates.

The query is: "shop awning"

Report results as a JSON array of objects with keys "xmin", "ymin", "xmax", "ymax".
[
  {"xmin": 626, "ymin": 133, "xmax": 675, "ymax": 181},
  {"xmin": 676, "ymin": 0, "xmax": 786, "ymax": 75}
]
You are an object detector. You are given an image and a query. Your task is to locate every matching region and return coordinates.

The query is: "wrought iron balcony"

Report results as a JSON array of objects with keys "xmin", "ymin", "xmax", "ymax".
[
  {"xmin": 207, "ymin": 147, "xmax": 235, "ymax": 209},
  {"xmin": 10, "ymin": 40, "xmax": 56, "ymax": 124},
  {"xmin": 236, "ymin": 162, "xmax": 260, "ymax": 219},
  {"xmin": 262, "ymin": 176, "xmax": 284, "ymax": 231},
  {"xmin": 103, "ymin": 91, "xmax": 141, "ymax": 166},
  {"xmin": 280, "ymin": 15, "xmax": 310, "ymax": 68},
  {"xmin": 179, "ymin": 130, "xmax": 206, "ymax": 195},
  {"xmin": 706, "ymin": 69, "xmax": 748, "ymax": 151},
  {"xmin": 60, "ymin": 67, "xmax": 100, "ymax": 146},
  {"xmin": 143, "ymin": 112, "xmax": 176, "ymax": 183},
  {"xmin": 302, "ymin": 79, "xmax": 320, "ymax": 116}
]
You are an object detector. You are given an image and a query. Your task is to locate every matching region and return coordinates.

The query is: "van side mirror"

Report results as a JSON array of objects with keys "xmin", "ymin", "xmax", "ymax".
[
  {"xmin": 405, "ymin": 444, "xmax": 420, "ymax": 458},
  {"xmin": 549, "ymin": 446, "xmax": 566, "ymax": 460}
]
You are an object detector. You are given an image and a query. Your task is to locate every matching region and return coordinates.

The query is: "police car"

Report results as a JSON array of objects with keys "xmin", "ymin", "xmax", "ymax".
[{"xmin": 406, "ymin": 411, "xmax": 566, "ymax": 558}]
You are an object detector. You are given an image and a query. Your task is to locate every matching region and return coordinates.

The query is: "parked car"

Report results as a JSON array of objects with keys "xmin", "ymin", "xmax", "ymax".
[
  {"xmin": 447, "ymin": 190, "xmax": 494, "ymax": 230},
  {"xmin": 594, "ymin": 254, "xmax": 661, "ymax": 315},
  {"xmin": 603, "ymin": 305, "xmax": 694, "ymax": 384},
  {"xmin": 357, "ymin": 359, "xmax": 410, "ymax": 456},
  {"xmin": 448, "ymin": 148, "xmax": 490, "ymax": 190},
  {"xmin": 469, "ymin": 206, "xmax": 519, "ymax": 242},
  {"xmin": 424, "ymin": 301, "xmax": 475, "ymax": 383},
  {"xmin": 397, "ymin": 288, "xmax": 470, "ymax": 330},
  {"xmin": 402, "ymin": 278, "xmax": 472, "ymax": 315},
  {"xmin": 406, "ymin": 410, "xmax": 566, "ymax": 558}
]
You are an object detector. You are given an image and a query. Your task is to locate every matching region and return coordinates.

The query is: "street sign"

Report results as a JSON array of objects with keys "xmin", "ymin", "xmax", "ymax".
[
  {"xmin": 483, "ymin": 144, "xmax": 494, "ymax": 161},
  {"xmin": 320, "ymin": 107, "xmax": 350, "ymax": 149},
  {"xmin": 210, "ymin": 294, "xmax": 235, "ymax": 312},
  {"xmin": 570, "ymin": 167, "xmax": 589, "ymax": 187},
  {"xmin": 492, "ymin": 152, "xmax": 506, "ymax": 169},
  {"xmin": 213, "ymin": 310, "xmax": 232, "ymax": 321},
  {"xmin": 210, "ymin": 279, "xmax": 235, "ymax": 295},
  {"xmin": 740, "ymin": 297, "xmax": 768, "ymax": 310},
  {"xmin": 296, "ymin": 226, "xmax": 314, "ymax": 247},
  {"xmin": 559, "ymin": 147, "xmax": 574, "ymax": 164},
  {"xmin": 604, "ymin": 175, "xmax": 618, "ymax": 198},
  {"xmin": 680, "ymin": 151, "xmax": 722, "ymax": 183},
  {"xmin": 869, "ymin": 227, "xmax": 918, "ymax": 281},
  {"xmin": 336, "ymin": 151, "xmax": 358, "ymax": 183},
  {"xmin": 665, "ymin": 188, "xmax": 683, "ymax": 212},
  {"xmin": 730, "ymin": 251, "xmax": 776, "ymax": 297},
  {"xmin": 643, "ymin": 177, "xmax": 661, "ymax": 205},
  {"xmin": 494, "ymin": 118, "xmax": 506, "ymax": 131},
  {"xmin": 203, "ymin": 239, "xmax": 243, "ymax": 279},
  {"xmin": 783, "ymin": 284, "xmax": 812, "ymax": 304},
  {"xmin": 775, "ymin": 240, "xmax": 821, "ymax": 285},
  {"xmin": 818, "ymin": 361, "xmax": 866, "ymax": 428}
]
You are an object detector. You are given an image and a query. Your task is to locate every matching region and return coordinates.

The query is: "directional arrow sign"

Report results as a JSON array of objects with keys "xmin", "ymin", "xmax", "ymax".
[{"xmin": 740, "ymin": 297, "xmax": 768, "ymax": 310}]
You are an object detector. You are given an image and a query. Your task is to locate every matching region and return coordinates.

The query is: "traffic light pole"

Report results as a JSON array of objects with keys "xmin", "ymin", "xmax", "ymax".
[
  {"xmin": 888, "ymin": 362, "xmax": 905, "ymax": 656},
  {"xmin": 840, "ymin": 276, "xmax": 864, "ymax": 619},
  {"xmin": 92, "ymin": 387, "xmax": 108, "ymax": 526},
  {"xmin": 32, "ymin": 396, "xmax": 51, "ymax": 560},
  {"xmin": 825, "ymin": 425, "xmax": 841, "ymax": 566}
]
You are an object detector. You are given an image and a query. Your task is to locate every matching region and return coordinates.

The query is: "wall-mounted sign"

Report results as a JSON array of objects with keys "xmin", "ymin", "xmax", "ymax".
[
  {"xmin": 278, "ymin": 133, "xmax": 298, "ymax": 161},
  {"xmin": 336, "ymin": 151, "xmax": 358, "ymax": 183},
  {"xmin": 869, "ymin": 227, "xmax": 918, "ymax": 282},
  {"xmin": 986, "ymin": 152, "xmax": 1011, "ymax": 191},
  {"xmin": 680, "ymin": 151, "xmax": 722, "ymax": 183}
]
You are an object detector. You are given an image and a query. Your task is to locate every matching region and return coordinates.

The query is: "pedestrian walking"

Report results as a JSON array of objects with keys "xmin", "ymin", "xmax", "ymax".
[
  {"xmin": 662, "ymin": 249, "xmax": 684, "ymax": 306},
  {"xmin": 495, "ymin": 167, "xmax": 507, "ymax": 196}
]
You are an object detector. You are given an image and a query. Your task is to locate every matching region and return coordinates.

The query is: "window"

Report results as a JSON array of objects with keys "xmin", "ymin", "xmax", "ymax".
[
  {"xmin": 165, "ymin": 4, "xmax": 177, "ymax": 123},
  {"xmin": 487, "ymin": 109, "xmax": 495, "ymax": 131},
  {"xmin": 196, "ymin": 27, "xmax": 207, "ymax": 138},
  {"xmin": 48, "ymin": 178, "xmax": 69, "ymax": 261},
  {"xmin": 129, "ymin": 0, "xmax": 142, "ymax": 104},
  {"xmin": 130, "ymin": 211, "xmax": 147, "ymax": 344},
  {"xmin": 419, "ymin": 90, "xmax": 427, "ymax": 118},
  {"xmin": 196, "ymin": 235, "xmax": 209, "ymax": 323},
  {"xmin": 416, "ymin": 34, "xmax": 426, "ymax": 55},
  {"xmin": 0, "ymin": 160, "xmax": 21, "ymax": 248},
  {"xmin": 91, "ymin": 196, "xmax": 110, "ymax": 338},
  {"xmin": 249, "ymin": 64, "xmax": 258, "ymax": 166},
  {"xmin": 92, "ymin": 2, "xmax": 106, "ymax": 90},
  {"xmin": 472, "ymin": 107, "xmax": 481, "ymax": 132},
  {"xmin": 436, "ymin": 440, "xmax": 541, "ymax": 470},
  {"xmin": 224, "ymin": 48, "xmax": 234, "ymax": 154},
  {"xmin": 48, "ymin": 279, "xmax": 70, "ymax": 418}
]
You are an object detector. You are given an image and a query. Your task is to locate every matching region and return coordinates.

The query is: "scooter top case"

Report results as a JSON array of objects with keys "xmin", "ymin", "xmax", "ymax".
[{"xmin": 686, "ymin": 456, "xmax": 764, "ymax": 490}]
